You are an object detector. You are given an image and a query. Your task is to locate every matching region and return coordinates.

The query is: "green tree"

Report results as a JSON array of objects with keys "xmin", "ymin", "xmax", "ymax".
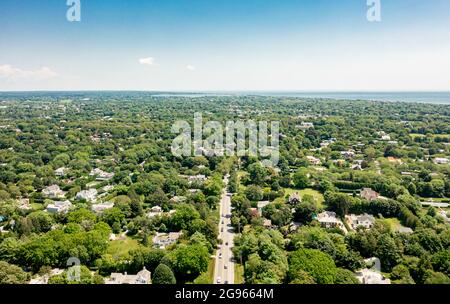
[
  {"xmin": 288, "ymin": 248, "xmax": 337, "ymax": 284},
  {"xmin": 0, "ymin": 261, "xmax": 30, "ymax": 284},
  {"xmin": 152, "ymin": 264, "xmax": 176, "ymax": 284},
  {"xmin": 293, "ymin": 170, "xmax": 309, "ymax": 189}
]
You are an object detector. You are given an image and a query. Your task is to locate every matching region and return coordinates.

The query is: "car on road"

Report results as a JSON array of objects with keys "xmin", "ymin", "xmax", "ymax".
[
  {"xmin": 224, "ymin": 281, "xmax": 228, "ymax": 284},
  {"xmin": 221, "ymin": 228, "xmax": 224, "ymax": 232},
  {"xmin": 224, "ymin": 264, "xmax": 228, "ymax": 269},
  {"xmin": 225, "ymin": 242, "xmax": 228, "ymax": 246},
  {"xmin": 221, "ymin": 220, "xmax": 224, "ymax": 224},
  {"xmin": 217, "ymin": 277, "xmax": 221, "ymax": 284},
  {"xmin": 219, "ymin": 253, "xmax": 222, "ymax": 259}
]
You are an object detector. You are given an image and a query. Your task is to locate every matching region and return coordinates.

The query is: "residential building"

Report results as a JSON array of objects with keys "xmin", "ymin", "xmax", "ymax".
[
  {"xmin": 55, "ymin": 167, "xmax": 68, "ymax": 177},
  {"xmin": 187, "ymin": 174, "xmax": 207, "ymax": 184},
  {"xmin": 170, "ymin": 196, "xmax": 187, "ymax": 203},
  {"xmin": 46, "ymin": 200, "xmax": 72, "ymax": 214},
  {"xmin": 89, "ymin": 168, "xmax": 115, "ymax": 181},
  {"xmin": 91, "ymin": 202, "xmax": 114, "ymax": 214},
  {"xmin": 147, "ymin": 206, "xmax": 163, "ymax": 218},
  {"xmin": 105, "ymin": 267, "xmax": 151, "ymax": 285},
  {"xmin": 153, "ymin": 232, "xmax": 182, "ymax": 249},
  {"xmin": 316, "ymin": 211, "xmax": 346, "ymax": 232},
  {"xmin": 360, "ymin": 188, "xmax": 379, "ymax": 201},
  {"xmin": 17, "ymin": 198, "xmax": 31, "ymax": 210},
  {"xmin": 346, "ymin": 213, "xmax": 376, "ymax": 230},
  {"xmin": 288, "ymin": 192, "xmax": 301, "ymax": 205},
  {"xmin": 297, "ymin": 122, "xmax": 314, "ymax": 130},
  {"xmin": 433, "ymin": 157, "xmax": 449, "ymax": 165},
  {"xmin": 263, "ymin": 219, "xmax": 273, "ymax": 228},
  {"xmin": 355, "ymin": 268, "xmax": 391, "ymax": 284},
  {"xmin": 76, "ymin": 189, "xmax": 98, "ymax": 202},
  {"xmin": 42, "ymin": 185, "xmax": 65, "ymax": 199},
  {"xmin": 306, "ymin": 155, "xmax": 321, "ymax": 165},
  {"xmin": 29, "ymin": 269, "xmax": 64, "ymax": 284}
]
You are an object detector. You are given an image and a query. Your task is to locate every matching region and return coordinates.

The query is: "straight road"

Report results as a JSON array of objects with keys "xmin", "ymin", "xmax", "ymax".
[{"xmin": 213, "ymin": 174, "xmax": 235, "ymax": 284}]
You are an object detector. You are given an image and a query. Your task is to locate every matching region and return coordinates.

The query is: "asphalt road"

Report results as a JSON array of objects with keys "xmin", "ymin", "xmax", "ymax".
[{"xmin": 213, "ymin": 175, "xmax": 235, "ymax": 284}]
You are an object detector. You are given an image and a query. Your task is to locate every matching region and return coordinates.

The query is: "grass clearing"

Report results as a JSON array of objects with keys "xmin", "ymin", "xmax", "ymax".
[
  {"xmin": 379, "ymin": 218, "xmax": 402, "ymax": 232},
  {"xmin": 234, "ymin": 264, "xmax": 245, "ymax": 284},
  {"xmin": 107, "ymin": 237, "xmax": 140, "ymax": 259},
  {"xmin": 206, "ymin": 257, "xmax": 215, "ymax": 284},
  {"xmin": 284, "ymin": 188, "xmax": 325, "ymax": 208}
]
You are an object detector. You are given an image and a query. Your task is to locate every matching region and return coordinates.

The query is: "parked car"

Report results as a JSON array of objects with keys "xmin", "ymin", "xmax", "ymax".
[{"xmin": 217, "ymin": 277, "xmax": 221, "ymax": 284}]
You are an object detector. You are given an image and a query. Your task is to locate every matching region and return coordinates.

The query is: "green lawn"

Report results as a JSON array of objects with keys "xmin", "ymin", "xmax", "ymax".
[
  {"xmin": 234, "ymin": 264, "xmax": 245, "ymax": 284},
  {"xmin": 31, "ymin": 203, "xmax": 44, "ymax": 211},
  {"xmin": 206, "ymin": 257, "xmax": 215, "ymax": 284},
  {"xmin": 107, "ymin": 237, "xmax": 140, "ymax": 259},
  {"xmin": 284, "ymin": 188, "xmax": 325, "ymax": 208},
  {"xmin": 379, "ymin": 218, "xmax": 402, "ymax": 232}
]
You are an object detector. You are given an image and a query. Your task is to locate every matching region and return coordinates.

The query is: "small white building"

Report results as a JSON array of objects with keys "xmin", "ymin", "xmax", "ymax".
[
  {"xmin": 17, "ymin": 198, "xmax": 31, "ymax": 210},
  {"xmin": 306, "ymin": 156, "xmax": 321, "ymax": 166},
  {"xmin": 29, "ymin": 269, "xmax": 64, "ymax": 284},
  {"xmin": 42, "ymin": 185, "xmax": 65, "ymax": 199},
  {"xmin": 55, "ymin": 167, "xmax": 68, "ymax": 177},
  {"xmin": 105, "ymin": 267, "xmax": 151, "ymax": 285},
  {"xmin": 346, "ymin": 213, "xmax": 376, "ymax": 230},
  {"xmin": 46, "ymin": 200, "xmax": 72, "ymax": 214},
  {"xmin": 76, "ymin": 189, "xmax": 98, "ymax": 202},
  {"xmin": 316, "ymin": 211, "xmax": 346, "ymax": 232},
  {"xmin": 355, "ymin": 268, "xmax": 391, "ymax": 284},
  {"xmin": 89, "ymin": 168, "xmax": 115, "ymax": 181},
  {"xmin": 187, "ymin": 175, "xmax": 207, "ymax": 184},
  {"xmin": 91, "ymin": 202, "xmax": 114, "ymax": 214},
  {"xmin": 153, "ymin": 232, "xmax": 182, "ymax": 249},
  {"xmin": 147, "ymin": 206, "xmax": 163, "ymax": 218},
  {"xmin": 433, "ymin": 158, "xmax": 449, "ymax": 165}
]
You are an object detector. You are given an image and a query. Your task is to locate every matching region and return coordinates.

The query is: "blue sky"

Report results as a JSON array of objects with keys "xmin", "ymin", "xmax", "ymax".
[{"xmin": 0, "ymin": 0, "xmax": 449, "ymax": 91}]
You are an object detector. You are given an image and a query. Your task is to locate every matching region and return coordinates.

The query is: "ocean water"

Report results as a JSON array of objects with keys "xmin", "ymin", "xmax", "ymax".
[
  {"xmin": 235, "ymin": 92, "xmax": 450, "ymax": 104},
  {"xmin": 153, "ymin": 91, "xmax": 450, "ymax": 104}
]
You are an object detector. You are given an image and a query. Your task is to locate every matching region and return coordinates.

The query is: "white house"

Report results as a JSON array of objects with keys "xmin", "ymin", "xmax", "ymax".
[
  {"xmin": 433, "ymin": 158, "xmax": 449, "ymax": 165},
  {"xmin": 187, "ymin": 175, "xmax": 207, "ymax": 184},
  {"xmin": 147, "ymin": 206, "xmax": 163, "ymax": 218},
  {"xmin": 42, "ymin": 185, "xmax": 65, "ymax": 199},
  {"xmin": 355, "ymin": 268, "xmax": 391, "ymax": 284},
  {"xmin": 46, "ymin": 200, "xmax": 72, "ymax": 214},
  {"xmin": 346, "ymin": 213, "xmax": 376, "ymax": 230},
  {"xmin": 91, "ymin": 202, "xmax": 114, "ymax": 214},
  {"xmin": 306, "ymin": 156, "xmax": 321, "ymax": 166},
  {"xmin": 89, "ymin": 168, "xmax": 115, "ymax": 181},
  {"xmin": 153, "ymin": 232, "xmax": 182, "ymax": 249},
  {"xmin": 105, "ymin": 267, "xmax": 151, "ymax": 285},
  {"xmin": 55, "ymin": 167, "xmax": 68, "ymax": 177},
  {"xmin": 76, "ymin": 189, "xmax": 98, "ymax": 202},
  {"xmin": 316, "ymin": 211, "xmax": 347, "ymax": 233}
]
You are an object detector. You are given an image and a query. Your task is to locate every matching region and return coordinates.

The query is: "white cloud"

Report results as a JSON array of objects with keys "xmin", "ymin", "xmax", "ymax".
[
  {"xmin": 186, "ymin": 64, "xmax": 196, "ymax": 71},
  {"xmin": 0, "ymin": 64, "xmax": 58, "ymax": 80},
  {"xmin": 139, "ymin": 57, "xmax": 155, "ymax": 66}
]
